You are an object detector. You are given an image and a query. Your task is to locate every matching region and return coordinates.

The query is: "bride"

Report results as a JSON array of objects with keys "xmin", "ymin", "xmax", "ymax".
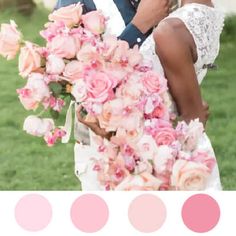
[{"xmin": 73, "ymin": 0, "xmax": 224, "ymax": 190}]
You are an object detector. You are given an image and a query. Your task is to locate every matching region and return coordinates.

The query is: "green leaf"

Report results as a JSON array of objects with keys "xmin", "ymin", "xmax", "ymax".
[
  {"xmin": 49, "ymin": 82, "xmax": 63, "ymax": 97},
  {"xmin": 50, "ymin": 109, "xmax": 60, "ymax": 120}
]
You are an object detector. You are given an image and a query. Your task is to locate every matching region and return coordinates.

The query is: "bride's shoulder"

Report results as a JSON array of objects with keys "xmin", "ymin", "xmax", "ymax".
[{"xmin": 153, "ymin": 18, "xmax": 191, "ymax": 47}]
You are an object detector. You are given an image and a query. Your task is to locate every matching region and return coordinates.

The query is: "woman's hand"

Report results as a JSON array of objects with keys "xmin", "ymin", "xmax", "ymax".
[{"xmin": 76, "ymin": 105, "xmax": 112, "ymax": 140}]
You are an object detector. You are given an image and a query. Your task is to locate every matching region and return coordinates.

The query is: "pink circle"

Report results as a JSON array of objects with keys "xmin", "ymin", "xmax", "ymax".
[
  {"xmin": 128, "ymin": 194, "xmax": 167, "ymax": 233},
  {"xmin": 70, "ymin": 194, "xmax": 109, "ymax": 233},
  {"xmin": 182, "ymin": 194, "xmax": 220, "ymax": 233},
  {"xmin": 15, "ymin": 194, "xmax": 52, "ymax": 232}
]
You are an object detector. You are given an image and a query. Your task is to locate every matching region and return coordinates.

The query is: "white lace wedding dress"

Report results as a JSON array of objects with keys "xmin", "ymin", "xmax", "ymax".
[{"xmin": 74, "ymin": 0, "xmax": 224, "ymax": 191}]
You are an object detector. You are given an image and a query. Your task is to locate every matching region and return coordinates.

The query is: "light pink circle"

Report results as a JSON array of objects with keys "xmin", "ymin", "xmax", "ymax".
[
  {"xmin": 71, "ymin": 194, "xmax": 109, "ymax": 233},
  {"xmin": 182, "ymin": 194, "xmax": 220, "ymax": 233},
  {"xmin": 15, "ymin": 194, "xmax": 52, "ymax": 232},
  {"xmin": 128, "ymin": 194, "xmax": 167, "ymax": 233}
]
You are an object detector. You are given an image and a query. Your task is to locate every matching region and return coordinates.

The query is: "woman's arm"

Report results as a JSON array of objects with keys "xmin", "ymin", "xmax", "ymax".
[{"xmin": 153, "ymin": 19, "xmax": 208, "ymax": 126}]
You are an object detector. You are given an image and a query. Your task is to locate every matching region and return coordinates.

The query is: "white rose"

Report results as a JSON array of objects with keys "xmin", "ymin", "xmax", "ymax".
[
  {"xmin": 71, "ymin": 79, "xmax": 87, "ymax": 103},
  {"xmin": 46, "ymin": 54, "xmax": 65, "ymax": 75},
  {"xmin": 26, "ymin": 73, "xmax": 50, "ymax": 101},
  {"xmin": 23, "ymin": 115, "xmax": 55, "ymax": 137},
  {"xmin": 154, "ymin": 145, "xmax": 174, "ymax": 174}
]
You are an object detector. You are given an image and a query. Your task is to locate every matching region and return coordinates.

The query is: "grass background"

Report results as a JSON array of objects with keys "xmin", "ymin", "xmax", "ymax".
[{"xmin": 0, "ymin": 8, "xmax": 236, "ymax": 190}]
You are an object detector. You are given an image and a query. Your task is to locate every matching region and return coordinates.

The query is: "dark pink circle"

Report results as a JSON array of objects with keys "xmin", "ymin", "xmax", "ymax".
[
  {"xmin": 15, "ymin": 194, "xmax": 52, "ymax": 232},
  {"xmin": 182, "ymin": 194, "xmax": 220, "ymax": 233},
  {"xmin": 70, "ymin": 194, "xmax": 109, "ymax": 233}
]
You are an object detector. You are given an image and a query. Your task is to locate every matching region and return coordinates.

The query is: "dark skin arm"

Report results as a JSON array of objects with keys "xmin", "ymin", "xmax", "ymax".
[
  {"xmin": 77, "ymin": 18, "xmax": 210, "ymax": 139},
  {"xmin": 153, "ymin": 18, "xmax": 209, "ymax": 126}
]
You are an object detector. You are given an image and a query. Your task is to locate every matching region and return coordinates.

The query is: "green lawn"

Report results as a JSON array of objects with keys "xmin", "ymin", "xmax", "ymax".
[{"xmin": 0, "ymin": 8, "xmax": 235, "ymax": 190}]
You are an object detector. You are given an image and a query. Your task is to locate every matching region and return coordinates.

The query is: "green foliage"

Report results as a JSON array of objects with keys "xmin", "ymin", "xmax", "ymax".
[
  {"xmin": 49, "ymin": 82, "xmax": 63, "ymax": 97},
  {"xmin": 221, "ymin": 15, "xmax": 236, "ymax": 43},
  {"xmin": 0, "ymin": 8, "xmax": 80, "ymax": 190}
]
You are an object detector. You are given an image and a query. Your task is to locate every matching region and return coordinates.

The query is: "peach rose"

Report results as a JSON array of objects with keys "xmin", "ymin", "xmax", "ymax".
[
  {"xmin": 171, "ymin": 160, "xmax": 211, "ymax": 191},
  {"xmin": 82, "ymin": 10, "xmax": 106, "ymax": 35},
  {"xmin": 98, "ymin": 99, "xmax": 124, "ymax": 132},
  {"xmin": 142, "ymin": 71, "xmax": 167, "ymax": 94},
  {"xmin": 46, "ymin": 54, "xmax": 65, "ymax": 75},
  {"xmin": 23, "ymin": 115, "xmax": 54, "ymax": 137},
  {"xmin": 115, "ymin": 172, "xmax": 162, "ymax": 191},
  {"xmin": 0, "ymin": 20, "xmax": 22, "ymax": 60},
  {"xmin": 48, "ymin": 34, "xmax": 77, "ymax": 59},
  {"xmin": 49, "ymin": 3, "xmax": 83, "ymax": 27},
  {"xmin": 18, "ymin": 42, "xmax": 42, "ymax": 77}
]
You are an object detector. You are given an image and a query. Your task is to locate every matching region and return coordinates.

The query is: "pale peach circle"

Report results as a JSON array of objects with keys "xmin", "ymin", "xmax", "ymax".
[
  {"xmin": 128, "ymin": 194, "xmax": 167, "ymax": 233},
  {"xmin": 15, "ymin": 194, "xmax": 52, "ymax": 232}
]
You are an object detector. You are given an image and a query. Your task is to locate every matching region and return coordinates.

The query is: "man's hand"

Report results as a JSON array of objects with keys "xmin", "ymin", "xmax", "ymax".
[
  {"xmin": 132, "ymin": 0, "xmax": 170, "ymax": 34},
  {"xmin": 76, "ymin": 106, "xmax": 112, "ymax": 140}
]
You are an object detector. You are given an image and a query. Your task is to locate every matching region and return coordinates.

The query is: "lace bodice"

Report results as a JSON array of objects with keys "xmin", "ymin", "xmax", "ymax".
[{"xmin": 140, "ymin": 3, "xmax": 225, "ymax": 84}]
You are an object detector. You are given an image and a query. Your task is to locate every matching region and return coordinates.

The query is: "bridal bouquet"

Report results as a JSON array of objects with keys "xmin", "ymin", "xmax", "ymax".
[{"xmin": 0, "ymin": 3, "xmax": 216, "ymax": 190}]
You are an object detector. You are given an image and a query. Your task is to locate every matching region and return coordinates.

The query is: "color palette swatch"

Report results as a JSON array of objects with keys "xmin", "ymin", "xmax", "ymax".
[{"xmin": 0, "ymin": 192, "xmax": 234, "ymax": 235}]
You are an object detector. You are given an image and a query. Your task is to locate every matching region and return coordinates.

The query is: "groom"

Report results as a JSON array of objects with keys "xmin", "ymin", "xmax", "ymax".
[{"xmin": 55, "ymin": 0, "xmax": 170, "ymax": 48}]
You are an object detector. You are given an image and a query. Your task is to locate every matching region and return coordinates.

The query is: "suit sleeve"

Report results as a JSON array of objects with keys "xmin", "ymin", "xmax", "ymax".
[
  {"xmin": 119, "ymin": 23, "xmax": 152, "ymax": 48},
  {"xmin": 55, "ymin": 0, "xmax": 152, "ymax": 47}
]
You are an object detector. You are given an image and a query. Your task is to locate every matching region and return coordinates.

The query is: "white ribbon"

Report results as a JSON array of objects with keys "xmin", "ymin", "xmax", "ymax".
[{"xmin": 61, "ymin": 100, "xmax": 75, "ymax": 144}]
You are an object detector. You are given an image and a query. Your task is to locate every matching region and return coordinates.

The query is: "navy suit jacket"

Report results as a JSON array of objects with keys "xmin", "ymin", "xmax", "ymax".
[{"xmin": 55, "ymin": 0, "xmax": 151, "ymax": 47}]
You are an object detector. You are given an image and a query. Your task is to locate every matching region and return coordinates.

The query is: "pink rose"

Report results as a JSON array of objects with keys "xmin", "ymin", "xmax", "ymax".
[
  {"xmin": 17, "ymin": 73, "xmax": 50, "ymax": 110},
  {"xmin": 85, "ymin": 71, "xmax": 114, "ymax": 103},
  {"xmin": 155, "ymin": 127, "xmax": 176, "ymax": 146},
  {"xmin": 23, "ymin": 115, "xmax": 54, "ymax": 137},
  {"xmin": 142, "ymin": 71, "xmax": 167, "ymax": 94},
  {"xmin": 46, "ymin": 54, "xmax": 65, "ymax": 75},
  {"xmin": 17, "ymin": 88, "xmax": 39, "ymax": 110},
  {"xmin": 18, "ymin": 42, "xmax": 42, "ymax": 77},
  {"xmin": 171, "ymin": 160, "xmax": 211, "ymax": 191},
  {"xmin": 49, "ymin": 3, "xmax": 83, "ymax": 27},
  {"xmin": 82, "ymin": 10, "xmax": 106, "ymax": 35},
  {"xmin": 48, "ymin": 34, "xmax": 77, "ymax": 59},
  {"xmin": 0, "ymin": 20, "xmax": 22, "ymax": 60},
  {"xmin": 191, "ymin": 151, "xmax": 216, "ymax": 173},
  {"xmin": 63, "ymin": 60, "xmax": 85, "ymax": 82}
]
